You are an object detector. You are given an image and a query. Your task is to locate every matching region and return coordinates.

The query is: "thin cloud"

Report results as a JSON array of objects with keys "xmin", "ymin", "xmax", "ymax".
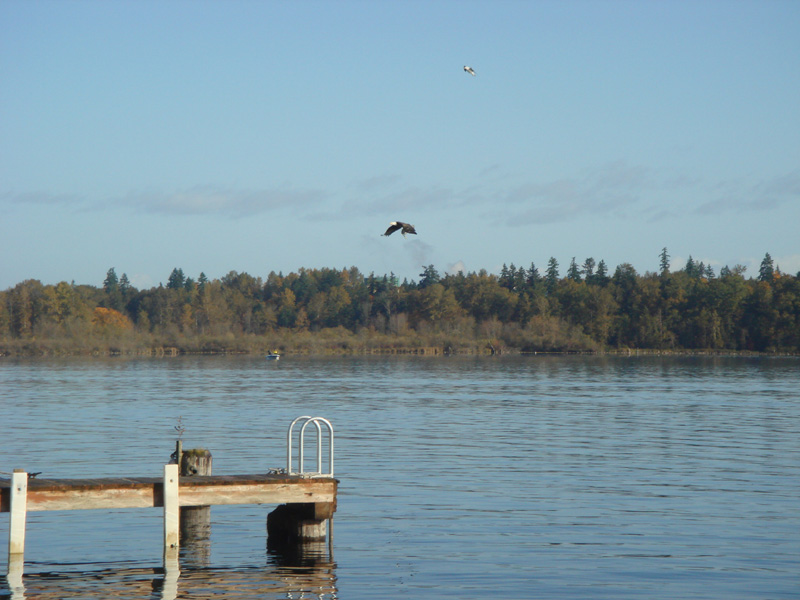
[
  {"xmin": 497, "ymin": 162, "xmax": 658, "ymax": 226},
  {"xmin": 350, "ymin": 174, "xmax": 402, "ymax": 192},
  {"xmin": 695, "ymin": 170, "xmax": 800, "ymax": 215},
  {"xmin": 447, "ymin": 260, "xmax": 466, "ymax": 275},
  {"xmin": 1, "ymin": 190, "xmax": 81, "ymax": 207},
  {"xmin": 119, "ymin": 185, "xmax": 327, "ymax": 218},
  {"xmin": 335, "ymin": 183, "xmax": 460, "ymax": 218}
]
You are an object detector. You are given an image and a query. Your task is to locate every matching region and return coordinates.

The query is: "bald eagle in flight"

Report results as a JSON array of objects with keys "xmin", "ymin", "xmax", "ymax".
[
  {"xmin": 383, "ymin": 221, "xmax": 417, "ymax": 238},
  {"xmin": 463, "ymin": 65, "xmax": 476, "ymax": 76}
]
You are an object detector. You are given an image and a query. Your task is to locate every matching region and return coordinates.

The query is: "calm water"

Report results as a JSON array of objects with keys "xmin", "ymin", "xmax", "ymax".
[{"xmin": 1, "ymin": 355, "xmax": 798, "ymax": 599}]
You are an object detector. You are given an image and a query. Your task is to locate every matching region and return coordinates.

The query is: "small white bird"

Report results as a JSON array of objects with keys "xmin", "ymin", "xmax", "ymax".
[{"xmin": 463, "ymin": 65, "xmax": 476, "ymax": 76}]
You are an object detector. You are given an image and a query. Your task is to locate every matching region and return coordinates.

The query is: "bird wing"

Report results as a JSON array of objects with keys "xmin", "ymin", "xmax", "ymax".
[
  {"xmin": 402, "ymin": 223, "xmax": 417, "ymax": 234},
  {"xmin": 383, "ymin": 223, "xmax": 402, "ymax": 236}
]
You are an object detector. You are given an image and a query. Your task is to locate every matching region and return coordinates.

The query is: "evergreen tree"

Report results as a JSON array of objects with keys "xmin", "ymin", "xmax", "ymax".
[
  {"xmin": 582, "ymin": 257, "xmax": 596, "ymax": 280},
  {"xmin": 104, "ymin": 268, "xmax": 119, "ymax": 292},
  {"xmin": 167, "ymin": 268, "xmax": 186, "ymax": 290},
  {"xmin": 119, "ymin": 273, "xmax": 132, "ymax": 295},
  {"xmin": 103, "ymin": 268, "xmax": 123, "ymax": 311},
  {"xmin": 595, "ymin": 260, "xmax": 610, "ymax": 286},
  {"xmin": 418, "ymin": 265, "xmax": 441, "ymax": 289},
  {"xmin": 567, "ymin": 257, "xmax": 582, "ymax": 282},
  {"xmin": 526, "ymin": 263, "xmax": 542, "ymax": 289},
  {"xmin": 512, "ymin": 265, "xmax": 527, "ymax": 292},
  {"xmin": 659, "ymin": 247, "xmax": 670, "ymax": 276},
  {"xmin": 685, "ymin": 256, "xmax": 699, "ymax": 278},
  {"xmin": 758, "ymin": 253, "xmax": 774, "ymax": 282},
  {"xmin": 499, "ymin": 264, "xmax": 512, "ymax": 289},
  {"xmin": 545, "ymin": 257, "xmax": 560, "ymax": 294}
]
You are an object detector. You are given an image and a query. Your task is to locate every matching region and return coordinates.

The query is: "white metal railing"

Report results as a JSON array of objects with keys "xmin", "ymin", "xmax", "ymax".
[{"xmin": 286, "ymin": 416, "xmax": 334, "ymax": 477}]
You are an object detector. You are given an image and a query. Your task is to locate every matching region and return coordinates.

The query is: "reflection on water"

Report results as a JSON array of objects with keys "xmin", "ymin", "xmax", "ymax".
[
  {"xmin": 2, "ymin": 355, "xmax": 799, "ymax": 599},
  {"xmin": 5, "ymin": 535, "xmax": 336, "ymax": 600}
]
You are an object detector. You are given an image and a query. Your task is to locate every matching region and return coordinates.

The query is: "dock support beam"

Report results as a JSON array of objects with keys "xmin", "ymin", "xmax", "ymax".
[
  {"xmin": 163, "ymin": 463, "xmax": 180, "ymax": 572},
  {"xmin": 179, "ymin": 449, "xmax": 212, "ymax": 568},
  {"xmin": 267, "ymin": 502, "xmax": 334, "ymax": 544},
  {"xmin": 6, "ymin": 470, "xmax": 28, "ymax": 591},
  {"xmin": 7, "ymin": 470, "xmax": 27, "ymax": 558}
]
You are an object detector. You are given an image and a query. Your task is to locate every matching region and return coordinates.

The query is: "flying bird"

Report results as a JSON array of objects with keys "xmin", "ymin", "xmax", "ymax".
[
  {"xmin": 463, "ymin": 65, "xmax": 476, "ymax": 76},
  {"xmin": 383, "ymin": 221, "xmax": 417, "ymax": 238}
]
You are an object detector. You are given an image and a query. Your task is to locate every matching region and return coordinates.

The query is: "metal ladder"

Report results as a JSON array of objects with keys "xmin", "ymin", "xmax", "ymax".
[{"xmin": 287, "ymin": 416, "xmax": 334, "ymax": 477}]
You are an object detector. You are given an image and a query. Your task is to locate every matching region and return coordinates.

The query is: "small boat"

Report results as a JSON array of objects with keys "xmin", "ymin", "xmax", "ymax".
[{"xmin": 266, "ymin": 350, "xmax": 281, "ymax": 360}]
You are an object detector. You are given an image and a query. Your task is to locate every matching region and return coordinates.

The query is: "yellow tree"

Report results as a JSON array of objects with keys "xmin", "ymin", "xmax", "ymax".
[{"xmin": 92, "ymin": 307, "xmax": 133, "ymax": 334}]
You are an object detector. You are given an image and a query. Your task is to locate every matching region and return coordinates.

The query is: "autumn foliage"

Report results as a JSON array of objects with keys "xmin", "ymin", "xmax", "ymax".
[
  {"xmin": 1, "ymin": 252, "xmax": 798, "ymax": 356},
  {"xmin": 91, "ymin": 307, "xmax": 133, "ymax": 331}
]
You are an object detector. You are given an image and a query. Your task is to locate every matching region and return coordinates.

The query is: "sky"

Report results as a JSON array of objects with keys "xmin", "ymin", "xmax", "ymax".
[{"xmin": 2, "ymin": 0, "xmax": 799, "ymax": 291}]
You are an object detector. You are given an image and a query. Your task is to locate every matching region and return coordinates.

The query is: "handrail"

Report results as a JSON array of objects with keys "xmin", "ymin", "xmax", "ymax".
[{"xmin": 286, "ymin": 416, "xmax": 334, "ymax": 477}]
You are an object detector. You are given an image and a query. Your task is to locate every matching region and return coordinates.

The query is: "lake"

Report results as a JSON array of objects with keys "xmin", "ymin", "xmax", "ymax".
[{"xmin": 1, "ymin": 355, "xmax": 798, "ymax": 599}]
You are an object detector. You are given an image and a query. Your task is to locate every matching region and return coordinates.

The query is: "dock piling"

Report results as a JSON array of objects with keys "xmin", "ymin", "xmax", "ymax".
[
  {"xmin": 163, "ymin": 464, "xmax": 180, "ymax": 552},
  {"xmin": 178, "ymin": 448, "xmax": 213, "ymax": 567},
  {"xmin": 8, "ymin": 470, "xmax": 27, "ymax": 559}
]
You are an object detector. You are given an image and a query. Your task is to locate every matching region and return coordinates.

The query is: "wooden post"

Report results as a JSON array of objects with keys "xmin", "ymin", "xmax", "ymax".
[
  {"xmin": 8, "ymin": 470, "xmax": 27, "ymax": 558},
  {"xmin": 173, "ymin": 440, "xmax": 183, "ymax": 467},
  {"xmin": 7, "ymin": 470, "xmax": 28, "ymax": 585},
  {"xmin": 267, "ymin": 502, "xmax": 334, "ymax": 565},
  {"xmin": 267, "ymin": 502, "xmax": 333, "ymax": 543},
  {"xmin": 179, "ymin": 448, "xmax": 212, "ymax": 568},
  {"xmin": 163, "ymin": 464, "xmax": 180, "ymax": 556}
]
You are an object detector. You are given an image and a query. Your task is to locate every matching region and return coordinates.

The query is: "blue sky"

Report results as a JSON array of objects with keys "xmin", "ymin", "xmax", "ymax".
[{"xmin": 2, "ymin": 0, "xmax": 798, "ymax": 290}]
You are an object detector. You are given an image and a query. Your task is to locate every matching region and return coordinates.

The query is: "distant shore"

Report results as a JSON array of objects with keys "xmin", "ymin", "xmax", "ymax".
[{"xmin": 0, "ymin": 337, "xmax": 785, "ymax": 359}]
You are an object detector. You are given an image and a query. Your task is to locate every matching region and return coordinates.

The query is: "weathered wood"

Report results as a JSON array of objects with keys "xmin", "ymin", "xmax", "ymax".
[
  {"xmin": 267, "ymin": 500, "xmax": 334, "ymax": 547},
  {"xmin": 178, "ymin": 479, "xmax": 336, "ymax": 507},
  {"xmin": 8, "ymin": 470, "xmax": 27, "ymax": 556},
  {"xmin": 3, "ymin": 471, "xmax": 338, "ymax": 576},
  {"xmin": 180, "ymin": 448, "xmax": 212, "ymax": 476},
  {"xmin": 1, "ymin": 474, "xmax": 337, "ymax": 512},
  {"xmin": 163, "ymin": 464, "xmax": 180, "ymax": 551},
  {"xmin": 179, "ymin": 448, "xmax": 212, "ymax": 568}
]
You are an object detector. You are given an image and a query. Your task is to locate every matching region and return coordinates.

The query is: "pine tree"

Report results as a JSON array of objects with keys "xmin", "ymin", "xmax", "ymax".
[
  {"xmin": 595, "ymin": 260, "xmax": 609, "ymax": 286},
  {"xmin": 500, "ymin": 264, "xmax": 512, "ymax": 289},
  {"xmin": 685, "ymin": 256, "xmax": 698, "ymax": 278},
  {"xmin": 526, "ymin": 263, "xmax": 542, "ymax": 290},
  {"xmin": 545, "ymin": 257, "xmax": 560, "ymax": 294},
  {"xmin": 104, "ymin": 268, "xmax": 119, "ymax": 292},
  {"xmin": 418, "ymin": 265, "xmax": 440, "ymax": 289},
  {"xmin": 103, "ymin": 268, "xmax": 123, "ymax": 311},
  {"xmin": 582, "ymin": 257, "xmax": 596, "ymax": 280},
  {"xmin": 119, "ymin": 273, "xmax": 132, "ymax": 295},
  {"xmin": 659, "ymin": 247, "xmax": 670, "ymax": 276},
  {"xmin": 567, "ymin": 257, "xmax": 582, "ymax": 282},
  {"xmin": 758, "ymin": 253, "xmax": 775, "ymax": 282},
  {"xmin": 167, "ymin": 268, "xmax": 186, "ymax": 290}
]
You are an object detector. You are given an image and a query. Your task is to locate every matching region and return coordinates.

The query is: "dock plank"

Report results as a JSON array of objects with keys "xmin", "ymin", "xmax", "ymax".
[{"xmin": 1, "ymin": 475, "xmax": 338, "ymax": 512}]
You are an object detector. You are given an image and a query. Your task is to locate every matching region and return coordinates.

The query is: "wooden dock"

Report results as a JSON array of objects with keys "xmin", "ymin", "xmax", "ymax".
[
  {"xmin": 3, "ymin": 415, "xmax": 338, "ymax": 586},
  {"xmin": 2, "ymin": 467, "xmax": 337, "ymax": 582},
  {"xmin": 1, "ymin": 471, "xmax": 338, "ymax": 513}
]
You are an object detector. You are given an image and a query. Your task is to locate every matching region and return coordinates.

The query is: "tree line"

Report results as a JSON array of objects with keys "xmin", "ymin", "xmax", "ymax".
[{"xmin": 1, "ymin": 250, "xmax": 798, "ymax": 356}]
